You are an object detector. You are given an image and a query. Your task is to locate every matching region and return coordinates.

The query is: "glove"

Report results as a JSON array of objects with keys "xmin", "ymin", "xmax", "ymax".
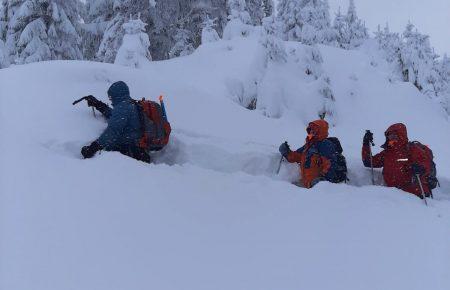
[
  {"xmin": 85, "ymin": 95, "xmax": 100, "ymax": 107},
  {"xmin": 363, "ymin": 130, "xmax": 374, "ymax": 146},
  {"xmin": 411, "ymin": 163, "xmax": 425, "ymax": 175},
  {"xmin": 279, "ymin": 142, "xmax": 291, "ymax": 157},
  {"xmin": 81, "ymin": 141, "xmax": 102, "ymax": 159}
]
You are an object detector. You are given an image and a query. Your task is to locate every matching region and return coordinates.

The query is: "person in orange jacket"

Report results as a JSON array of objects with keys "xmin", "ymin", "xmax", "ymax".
[{"xmin": 279, "ymin": 120, "xmax": 344, "ymax": 188}]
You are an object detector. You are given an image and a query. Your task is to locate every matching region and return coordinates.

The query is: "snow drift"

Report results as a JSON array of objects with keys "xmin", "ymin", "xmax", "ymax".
[{"xmin": 1, "ymin": 35, "xmax": 450, "ymax": 290}]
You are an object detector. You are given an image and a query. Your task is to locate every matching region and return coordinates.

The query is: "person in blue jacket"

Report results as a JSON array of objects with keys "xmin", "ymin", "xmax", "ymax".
[{"xmin": 81, "ymin": 81, "xmax": 150, "ymax": 163}]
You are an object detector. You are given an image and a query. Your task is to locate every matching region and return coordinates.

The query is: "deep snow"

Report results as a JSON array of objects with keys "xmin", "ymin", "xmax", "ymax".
[{"xmin": 1, "ymin": 35, "xmax": 450, "ymax": 290}]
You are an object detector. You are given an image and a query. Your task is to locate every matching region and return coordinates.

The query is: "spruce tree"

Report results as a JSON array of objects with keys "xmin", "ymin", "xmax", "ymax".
[
  {"xmin": 344, "ymin": 0, "xmax": 367, "ymax": 49},
  {"xmin": 0, "ymin": 0, "xmax": 25, "ymax": 62},
  {"xmin": 114, "ymin": 16, "xmax": 151, "ymax": 68},
  {"xmin": 277, "ymin": 0, "xmax": 335, "ymax": 45},
  {"xmin": 96, "ymin": 0, "xmax": 151, "ymax": 63},
  {"xmin": 400, "ymin": 22, "xmax": 438, "ymax": 92},
  {"xmin": 0, "ymin": 37, "xmax": 9, "ymax": 68},
  {"xmin": 169, "ymin": 27, "xmax": 194, "ymax": 58},
  {"xmin": 374, "ymin": 23, "xmax": 402, "ymax": 71},
  {"xmin": 201, "ymin": 16, "xmax": 220, "ymax": 44},
  {"xmin": 223, "ymin": 0, "xmax": 252, "ymax": 40},
  {"xmin": 5, "ymin": 0, "xmax": 82, "ymax": 64},
  {"xmin": 245, "ymin": 0, "xmax": 264, "ymax": 25},
  {"xmin": 262, "ymin": 0, "xmax": 274, "ymax": 17}
]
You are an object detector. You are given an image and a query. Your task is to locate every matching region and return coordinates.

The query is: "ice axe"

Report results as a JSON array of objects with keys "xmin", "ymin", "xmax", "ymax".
[{"xmin": 73, "ymin": 96, "xmax": 96, "ymax": 118}]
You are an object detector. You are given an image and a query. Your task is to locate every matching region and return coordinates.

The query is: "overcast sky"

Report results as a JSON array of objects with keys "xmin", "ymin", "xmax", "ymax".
[{"xmin": 327, "ymin": 0, "xmax": 450, "ymax": 55}]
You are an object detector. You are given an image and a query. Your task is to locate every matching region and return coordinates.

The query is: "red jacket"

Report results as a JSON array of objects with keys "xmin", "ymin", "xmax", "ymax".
[{"xmin": 362, "ymin": 123, "xmax": 431, "ymax": 197}]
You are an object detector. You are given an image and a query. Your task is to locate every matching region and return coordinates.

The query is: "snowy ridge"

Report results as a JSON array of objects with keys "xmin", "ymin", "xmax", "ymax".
[{"xmin": 1, "ymin": 37, "xmax": 450, "ymax": 290}]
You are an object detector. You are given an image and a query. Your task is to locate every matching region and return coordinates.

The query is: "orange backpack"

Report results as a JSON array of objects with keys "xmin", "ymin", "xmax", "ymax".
[{"xmin": 136, "ymin": 98, "xmax": 171, "ymax": 151}]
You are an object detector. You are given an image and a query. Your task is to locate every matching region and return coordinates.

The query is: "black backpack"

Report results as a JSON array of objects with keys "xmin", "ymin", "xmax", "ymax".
[
  {"xmin": 326, "ymin": 137, "xmax": 348, "ymax": 183},
  {"xmin": 408, "ymin": 141, "xmax": 438, "ymax": 190}
]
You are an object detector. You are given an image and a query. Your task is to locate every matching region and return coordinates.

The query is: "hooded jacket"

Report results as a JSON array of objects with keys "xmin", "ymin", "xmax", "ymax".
[
  {"xmin": 285, "ymin": 120, "xmax": 339, "ymax": 188},
  {"xmin": 362, "ymin": 123, "xmax": 431, "ymax": 197},
  {"xmin": 96, "ymin": 81, "xmax": 142, "ymax": 151}
]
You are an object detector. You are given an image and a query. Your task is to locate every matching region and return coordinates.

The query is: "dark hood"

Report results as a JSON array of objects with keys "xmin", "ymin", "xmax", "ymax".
[{"xmin": 107, "ymin": 81, "xmax": 131, "ymax": 106}]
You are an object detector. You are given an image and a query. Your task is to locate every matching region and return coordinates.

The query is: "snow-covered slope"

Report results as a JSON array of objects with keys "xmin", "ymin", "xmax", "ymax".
[{"xmin": 1, "ymin": 36, "xmax": 450, "ymax": 290}]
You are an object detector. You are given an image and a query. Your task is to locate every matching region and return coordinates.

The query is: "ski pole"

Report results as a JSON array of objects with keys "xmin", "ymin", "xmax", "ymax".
[
  {"xmin": 276, "ymin": 156, "xmax": 284, "ymax": 175},
  {"xmin": 159, "ymin": 95, "xmax": 168, "ymax": 121},
  {"xmin": 415, "ymin": 174, "xmax": 428, "ymax": 206},
  {"xmin": 366, "ymin": 130, "xmax": 375, "ymax": 185},
  {"xmin": 276, "ymin": 141, "xmax": 288, "ymax": 175}
]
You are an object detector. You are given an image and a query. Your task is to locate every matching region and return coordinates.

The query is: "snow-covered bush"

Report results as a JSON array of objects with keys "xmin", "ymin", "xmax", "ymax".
[{"xmin": 114, "ymin": 17, "xmax": 151, "ymax": 68}]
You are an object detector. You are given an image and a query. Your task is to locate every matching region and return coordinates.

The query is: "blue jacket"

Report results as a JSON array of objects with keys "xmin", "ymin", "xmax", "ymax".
[
  {"xmin": 296, "ymin": 139, "xmax": 339, "ymax": 182},
  {"xmin": 97, "ymin": 81, "xmax": 142, "ymax": 151}
]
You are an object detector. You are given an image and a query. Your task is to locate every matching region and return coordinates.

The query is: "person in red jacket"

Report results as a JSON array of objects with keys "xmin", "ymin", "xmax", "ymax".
[
  {"xmin": 362, "ymin": 123, "xmax": 431, "ymax": 198},
  {"xmin": 279, "ymin": 120, "xmax": 340, "ymax": 188}
]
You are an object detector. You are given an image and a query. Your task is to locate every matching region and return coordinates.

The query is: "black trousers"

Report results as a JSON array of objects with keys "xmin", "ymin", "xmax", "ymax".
[{"xmin": 117, "ymin": 146, "xmax": 151, "ymax": 163}]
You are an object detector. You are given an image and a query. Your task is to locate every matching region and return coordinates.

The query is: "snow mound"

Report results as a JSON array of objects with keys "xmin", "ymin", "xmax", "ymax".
[{"xmin": 1, "ymin": 36, "xmax": 450, "ymax": 290}]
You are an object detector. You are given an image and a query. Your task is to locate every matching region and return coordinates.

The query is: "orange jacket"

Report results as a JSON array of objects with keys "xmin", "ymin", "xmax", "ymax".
[{"xmin": 286, "ymin": 120, "xmax": 334, "ymax": 188}]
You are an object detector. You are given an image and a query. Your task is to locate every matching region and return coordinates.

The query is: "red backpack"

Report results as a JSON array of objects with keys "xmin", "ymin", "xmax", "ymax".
[
  {"xmin": 136, "ymin": 98, "xmax": 171, "ymax": 151},
  {"xmin": 409, "ymin": 141, "xmax": 438, "ymax": 189}
]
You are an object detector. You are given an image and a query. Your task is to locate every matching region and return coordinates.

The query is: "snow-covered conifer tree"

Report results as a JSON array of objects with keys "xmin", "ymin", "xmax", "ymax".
[
  {"xmin": 400, "ymin": 22, "xmax": 438, "ymax": 92},
  {"xmin": 332, "ymin": 7, "xmax": 347, "ymax": 48},
  {"xmin": 96, "ymin": 0, "xmax": 150, "ymax": 63},
  {"xmin": 169, "ymin": 27, "xmax": 194, "ymax": 58},
  {"xmin": 0, "ymin": 37, "xmax": 10, "ymax": 68},
  {"xmin": 317, "ymin": 75, "xmax": 336, "ymax": 124},
  {"xmin": 201, "ymin": 16, "xmax": 220, "ymax": 44},
  {"xmin": 8, "ymin": 0, "xmax": 82, "ymax": 64},
  {"xmin": 223, "ymin": 0, "xmax": 252, "ymax": 40},
  {"xmin": 375, "ymin": 23, "xmax": 402, "ymax": 69},
  {"xmin": 260, "ymin": 15, "xmax": 286, "ymax": 64},
  {"xmin": 246, "ymin": 0, "xmax": 264, "ymax": 25},
  {"xmin": 333, "ymin": 0, "xmax": 367, "ymax": 49},
  {"xmin": 146, "ymin": 0, "xmax": 227, "ymax": 60},
  {"xmin": 114, "ymin": 17, "xmax": 151, "ymax": 68},
  {"xmin": 262, "ymin": 0, "xmax": 274, "ymax": 17},
  {"xmin": 343, "ymin": 0, "xmax": 367, "ymax": 49},
  {"xmin": 0, "ymin": 0, "xmax": 26, "ymax": 63},
  {"xmin": 82, "ymin": 0, "xmax": 115, "ymax": 61},
  {"xmin": 303, "ymin": 45, "xmax": 323, "ymax": 78},
  {"xmin": 277, "ymin": 0, "xmax": 335, "ymax": 45}
]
